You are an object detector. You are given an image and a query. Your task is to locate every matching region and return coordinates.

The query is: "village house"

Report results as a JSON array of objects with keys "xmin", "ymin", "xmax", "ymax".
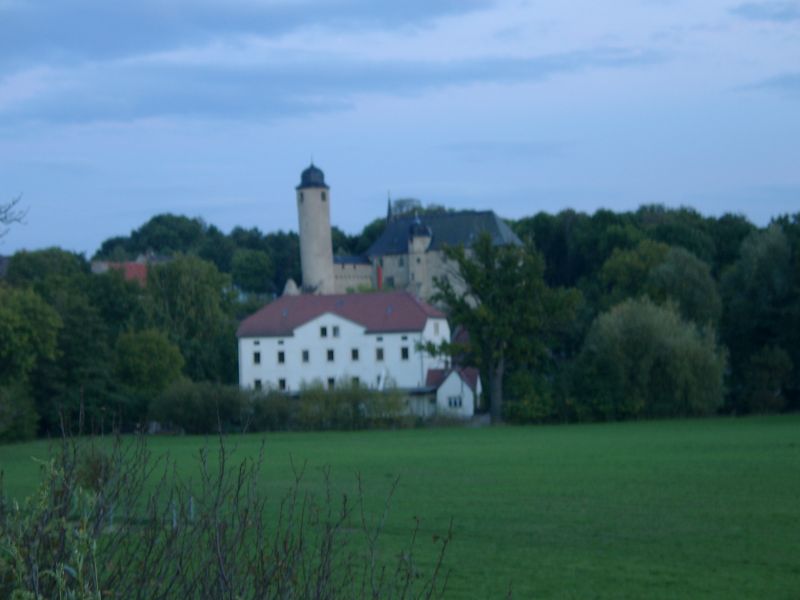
[{"xmin": 237, "ymin": 290, "xmax": 450, "ymax": 393}]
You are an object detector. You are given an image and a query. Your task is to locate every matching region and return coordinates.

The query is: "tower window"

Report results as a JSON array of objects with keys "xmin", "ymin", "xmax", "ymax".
[
  {"xmin": 299, "ymin": 192, "xmax": 304, "ymax": 202},
  {"xmin": 321, "ymin": 191, "xmax": 327, "ymax": 202}
]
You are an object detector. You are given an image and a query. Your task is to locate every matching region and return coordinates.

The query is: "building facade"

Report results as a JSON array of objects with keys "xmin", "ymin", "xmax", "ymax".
[{"xmin": 237, "ymin": 291, "xmax": 450, "ymax": 392}]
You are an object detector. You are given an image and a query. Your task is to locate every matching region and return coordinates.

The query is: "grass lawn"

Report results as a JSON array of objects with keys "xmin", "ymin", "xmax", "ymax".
[{"xmin": 1, "ymin": 415, "xmax": 799, "ymax": 598}]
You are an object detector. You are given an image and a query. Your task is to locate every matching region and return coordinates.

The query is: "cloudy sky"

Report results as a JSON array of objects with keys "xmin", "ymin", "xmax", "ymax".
[{"xmin": 1, "ymin": 0, "xmax": 798, "ymax": 256}]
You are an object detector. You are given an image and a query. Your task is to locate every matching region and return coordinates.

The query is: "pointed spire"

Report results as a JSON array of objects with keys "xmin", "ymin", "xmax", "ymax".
[{"xmin": 386, "ymin": 192, "xmax": 393, "ymax": 222}]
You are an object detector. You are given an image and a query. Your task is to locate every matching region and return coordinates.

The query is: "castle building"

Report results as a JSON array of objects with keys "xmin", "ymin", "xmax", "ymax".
[
  {"xmin": 292, "ymin": 164, "xmax": 521, "ymax": 300},
  {"xmin": 296, "ymin": 164, "xmax": 336, "ymax": 294}
]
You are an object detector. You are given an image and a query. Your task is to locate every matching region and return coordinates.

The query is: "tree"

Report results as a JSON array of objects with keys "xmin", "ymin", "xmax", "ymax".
[
  {"xmin": 0, "ymin": 286, "xmax": 62, "ymax": 385},
  {"xmin": 573, "ymin": 298, "xmax": 726, "ymax": 420},
  {"xmin": 231, "ymin": 248, "xmax": 273, "ymax": 295},
  {"xmin": 0, "ymin": 196, "xmax": 26, "ymax": 239},
  {"xmin": 114, "ymin": 329, "xmax": 184, "ymax": 396},
  {"xmin": 646, "ymin": 246, "xmax": 722, "ymax": 326},
  {"xmin": 599, "ymin": 240, "xmax": 670, "ymax": 308},
  {"xmin": 433, "ymin": 234, "xmax": 579, "ymax": 423},
  {"xmin": 145, "ymin": 255, "xmax": 237, "ymax": 382},
  {"xmin": 720, "ymin": 225, "xmax": 794, "ymax": 410}
]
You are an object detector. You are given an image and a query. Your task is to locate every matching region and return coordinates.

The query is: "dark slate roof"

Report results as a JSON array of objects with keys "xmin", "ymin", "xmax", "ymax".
[
  {"xmin": 334, "ymin": 255, "xmax": 371, "ymax": 265},
  {"xmin": 366, "ymin": 210, "xmax": 521, "ymax": 256},
  {"xmin": 237, "ymin": 290, "xmax": 445, "ymax": 338},
  {"xmin": 296, "ymin": 163, "xmax": 329, "ymax": 190}
]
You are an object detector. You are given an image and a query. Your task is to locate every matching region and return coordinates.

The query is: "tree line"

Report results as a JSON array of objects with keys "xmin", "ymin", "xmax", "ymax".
[{"xmin": 1, "ymin": 205, "xmax": 798, "ymax": 439}]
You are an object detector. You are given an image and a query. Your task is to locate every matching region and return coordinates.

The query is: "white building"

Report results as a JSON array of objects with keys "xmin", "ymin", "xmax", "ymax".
[{"xmin": 237, "ymin": 291, "xmax": 450, "ymax": 393}]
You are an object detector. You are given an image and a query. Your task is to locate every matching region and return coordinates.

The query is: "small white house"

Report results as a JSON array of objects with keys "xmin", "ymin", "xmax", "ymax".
[
  {"xmin": 425, "ymin": 367, "xmax": 482, "ymax": 419},
  {"xmin": 237, "ymin": 291, "xmax": 450, "ymax": 393}
]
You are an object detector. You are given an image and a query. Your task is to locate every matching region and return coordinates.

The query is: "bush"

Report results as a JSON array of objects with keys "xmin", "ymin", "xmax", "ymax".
[
  {"xmin": 572, "ymin": 298, "xmax": 726, "ymax": 421},
  {"xmin": 0, "ymin": 434, "xmax": 452, "ymax": 599},
  {"xmin": 150, "ymin": 380, "xmax": 249, "ymax": 434},
  {"xmin": 0, "ymin": 385, "xmax": 38, "ymax": 442}
]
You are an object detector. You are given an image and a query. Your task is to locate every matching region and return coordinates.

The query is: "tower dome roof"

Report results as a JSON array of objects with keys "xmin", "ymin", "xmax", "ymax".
[{"xmin": 296, "ymin": 163, "xmax": 329, "ymax": 190}]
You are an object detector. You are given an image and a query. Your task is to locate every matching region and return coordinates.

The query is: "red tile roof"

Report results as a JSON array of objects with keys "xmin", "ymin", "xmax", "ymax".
[
  {"xmin": 425, "ymin": 367, "xmax": 480, "ymax": 392},
  {"xmin": 237, "ymin": 291, "xmax": 446, "ymax": 338},
  {"xmin": 108, "ymin": 262, "xmax": 148, "ymax": 285}
]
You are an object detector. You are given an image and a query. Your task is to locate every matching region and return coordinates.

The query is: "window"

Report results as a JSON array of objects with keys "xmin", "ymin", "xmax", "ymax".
[
  {"xmin": 434, "ymin": 322, "xmax": 440, "ymax": 335},
  {"xmin": 352, "ymin": 376, "xmax": 360, "ymax": 386},
  {"xmin": 401, "ymin": 347, "xmax": 409, "ymax": 360},
  {"xmin": 416, "ymin": 257, "xmax": 421, "ymax": 264},
  {"xmin": 401, "ymin": 335, "xmax": 408, "ymax": 341},
  {"xmin": 376, "ymin": 347, "xmax": 384, "ymax": 361},
  {"xmin": 279, "ymin": 378, "xmax": 287, "ymax": 391},
  {"xmin": 327, "ymin": 377, "xmax": 335, "ymax": 390},
  {"xmin": 254, "ymin": 340, "xmax": 260, "ymax": 346},
  {"xmin": 333, "ymin": 325, "xmax": 340, "ymax": 337},
  {"xmin": 253, "ymin": 351, "xmax": 261, "ymax": 365},
  {"xmin": 448, "ymin": 396, "xmax": 462, "ymax": 408},
  {"xmin": 277, "ymin": 351, "xmax": 285, "ymax": 364},
  {"xmin": 398, "ymin": 257, "xmax": 404, "ymax": 266},
  {"xmin": 321, "ymin": 191, "xmax": 327, "ymax": 202},
  {"xmin": 320, "ymin": 326, "xmax": 327, "ymax": 338},
  {"xmin": 327, "ymin": 349, "xmax": 334, "ymax": 362},
  {"xmin": 377, "ymin": 336, "xmax": 383, "ymax": 342},
  {"xmin": 302, "ymin": 349, "xmax": 309, "ymax": 363},
  {"xmin": 254, "ymin": 379, "xmax": 262, "ymax": 390},
  {"xmin": 351, "ymin": 348, "xmax": 359, "ymax": 361},
  {"xmin": 299, "ymin": 192, "xmax": 304, "ymax": 202}
]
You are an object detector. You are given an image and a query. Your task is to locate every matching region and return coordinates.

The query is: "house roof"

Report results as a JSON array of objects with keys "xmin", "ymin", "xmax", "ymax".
[
  {"xmin": 425, "ymin": 367, "xmax": 480, "ymax": 392},
  {"xmin": 237, "ymin": 290, "xmax": 445, "ymax": 338},
  {"xmin": 366, "ymin": 210, "xmax": 521, "ymax": 257}
]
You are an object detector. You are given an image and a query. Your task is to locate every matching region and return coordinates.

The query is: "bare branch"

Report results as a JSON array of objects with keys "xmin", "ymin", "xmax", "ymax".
[{"xmin": 0, "ymin": 195, "xmax": 27, "ymax": 239}]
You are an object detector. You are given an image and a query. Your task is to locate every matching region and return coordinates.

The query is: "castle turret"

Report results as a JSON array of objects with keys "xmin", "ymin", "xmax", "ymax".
[{"xmin": 296, "ymin": 163, "xmax": 335, "ymax": 294}]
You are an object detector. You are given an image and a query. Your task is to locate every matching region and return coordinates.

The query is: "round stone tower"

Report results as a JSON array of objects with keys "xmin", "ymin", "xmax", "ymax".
[{"xmin": 296, "ymin": 163, "xmax": 335, "ymax": 294}]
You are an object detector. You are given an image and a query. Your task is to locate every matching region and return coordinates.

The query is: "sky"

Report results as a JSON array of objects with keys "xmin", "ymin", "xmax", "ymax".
[{"xmin": 1, "ymin": 0, "xmax": 799, "ymax": 256}]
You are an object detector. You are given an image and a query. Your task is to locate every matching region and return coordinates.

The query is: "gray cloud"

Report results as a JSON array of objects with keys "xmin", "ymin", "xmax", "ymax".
[
  {"xmin": 2, "ymin": 47, "xmax": 661, "ymax": 124},
  {"xmin": 730, "ymin": 2, "xmax": 800, "ymax": 22},
  {"xmin": 441, "ymin": 140, "xmax": 569, "ymax": 163},
  {"xmin": 745, "ymin": 72, "xmax": 800, "ymax": 96},
  {"xmin": 0, "ymin": 0, "xmax": 491, "ymax": 71}
]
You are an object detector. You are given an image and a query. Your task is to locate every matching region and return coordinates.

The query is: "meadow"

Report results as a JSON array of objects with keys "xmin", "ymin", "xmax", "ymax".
[{"xmin": 1, "ymin": 415, "xmax": 799, "ymax": 598}]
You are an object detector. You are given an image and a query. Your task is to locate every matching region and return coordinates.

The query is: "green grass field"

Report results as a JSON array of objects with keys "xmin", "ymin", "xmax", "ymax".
[{"xmin": 2, "ymin": 415, "xmax": 799, "ymax": 598}]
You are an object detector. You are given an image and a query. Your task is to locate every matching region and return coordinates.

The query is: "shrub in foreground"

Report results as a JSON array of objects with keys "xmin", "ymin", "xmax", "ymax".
[{"xmin": 0, "ymin": 434, "xmax": 452, "ymax": 599}]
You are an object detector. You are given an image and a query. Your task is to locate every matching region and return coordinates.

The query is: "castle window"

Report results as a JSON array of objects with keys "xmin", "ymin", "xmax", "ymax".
[
  {"xmin": 299, "ymin": 192, "xmax": 304, "ymax": 202},
  {"xmin": 253, "ymin": 351, "xmax": 261, "ymax": 365},
  {"xmin": 401, "ymin": 347, "xmax": 409, "ymax": 361},
  {"xmin": 278, "ymin": 351, "xmax": 285, "ymax": 364},
  {"xmin": 321, "ymin": 191, "xmax": 327, "ymax": 202},
  {"xmin": 320, "ymin": 326, "xmax": 327, "ymax": 338},
  {"xmin": 327, "ymin": 349, "xmax": 335, "ymax": 362},
  {"xmin": 376, "ymin": 347, "xmax": 384, "ymax": 361},
  {"xmin": 302, "ymin": 349, "xmax": 309, "ymax": 363}
]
